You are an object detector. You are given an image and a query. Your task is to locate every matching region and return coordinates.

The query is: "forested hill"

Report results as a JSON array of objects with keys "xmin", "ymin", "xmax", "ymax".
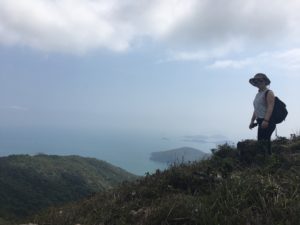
[{"xmin": 0, "ymin": 154, "xmax": 137, "ymax": 221}]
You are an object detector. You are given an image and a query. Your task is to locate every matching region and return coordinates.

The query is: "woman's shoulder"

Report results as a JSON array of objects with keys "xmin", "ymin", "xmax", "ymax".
[{"xmin": 266, "ymin": 89, "xmax": 275, "ymax": 98}]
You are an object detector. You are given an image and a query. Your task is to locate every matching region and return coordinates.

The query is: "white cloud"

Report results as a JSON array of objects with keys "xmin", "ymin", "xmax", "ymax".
[
  {"xmin": 208, "ymin": 59, "xmax": 253, "ymax": 69},
  {"xmin": 0, "ymin": 0, "xmax": 299, "ymax": 53},
  {"xmin": 0, "ymin": 0, "xmax": 136, "ymax": 53},
  {"xmin": 159, "ymin": 39, "xmax": 244, "ymax": 63},
  {"xmin": 207, "ymin": 48, "xmax": 300, "ymax": 70},
  {"xmin": 273, "ymin": 48, "xmax": 300, "ymax": 69}
]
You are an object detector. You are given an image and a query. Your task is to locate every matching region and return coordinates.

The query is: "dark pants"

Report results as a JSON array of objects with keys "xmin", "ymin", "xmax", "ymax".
[{"xmin": 257, "ymin": 118, "xmax": 276, "ymax": 155}]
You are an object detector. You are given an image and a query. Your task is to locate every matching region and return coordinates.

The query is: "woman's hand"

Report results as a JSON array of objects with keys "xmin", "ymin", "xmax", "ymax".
[
  {"xmin": 261, "ymin": 121, "xmax": 269, "ymax": 129},
  {"xmin": 249, "ymin": 122, "xmax": 257, "ymax": 129}
]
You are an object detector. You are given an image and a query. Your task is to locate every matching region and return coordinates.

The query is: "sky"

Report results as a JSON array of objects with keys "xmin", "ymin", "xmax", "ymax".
[{"xmin": 1, "ymin": 0, "xmax": 300, "ymax": 147}]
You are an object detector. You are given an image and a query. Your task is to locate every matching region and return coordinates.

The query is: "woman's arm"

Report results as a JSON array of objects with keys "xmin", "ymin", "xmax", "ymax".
[
  {"xmin": 251, "ymin": 111, "xmax": 256, "ymax": 123},
  {"xmin": 249, "ymin": 111, "xmax": 257, "ymax": 129},
  {"xmin": 262, "ymin": 90, "xmax": 275, "ymax": 128}
]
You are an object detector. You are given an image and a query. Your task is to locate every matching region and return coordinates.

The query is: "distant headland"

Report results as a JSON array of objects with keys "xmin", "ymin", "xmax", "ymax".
[{"xmin": 150, "ymin": 146, "xmax": 210, "ymax": 164}]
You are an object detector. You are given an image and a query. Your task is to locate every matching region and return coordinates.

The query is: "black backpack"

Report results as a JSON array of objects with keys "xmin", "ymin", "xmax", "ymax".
[{"xmin": 265, "ymin": 90, "xmax": 288, "ymax": 124}]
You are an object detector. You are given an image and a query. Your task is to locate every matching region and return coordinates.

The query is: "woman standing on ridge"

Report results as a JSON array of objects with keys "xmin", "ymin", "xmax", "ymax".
[{"xmin": 249, "ymin": 73, "xmax": 276, "ymax": 155}]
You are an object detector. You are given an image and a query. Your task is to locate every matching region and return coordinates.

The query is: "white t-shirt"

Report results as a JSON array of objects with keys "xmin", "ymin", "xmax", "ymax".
[{"xmin": 253, "ymin": 89, "xmax": 269, "ymax": 119}]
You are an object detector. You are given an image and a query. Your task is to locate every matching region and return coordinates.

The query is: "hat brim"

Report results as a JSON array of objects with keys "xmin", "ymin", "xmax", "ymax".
[
  {"xmin": 249, "ymin": 78, "xmax": 256, "ymax": 86},
  {"xmin": 249, "ymin": 78, "xmax": 271, "ymax": 86}
]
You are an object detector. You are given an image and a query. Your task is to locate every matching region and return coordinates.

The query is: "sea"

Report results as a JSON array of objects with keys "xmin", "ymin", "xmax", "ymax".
[{"xmin": 0, "ymin": 127, "xmax": 217, "ymax": 176}]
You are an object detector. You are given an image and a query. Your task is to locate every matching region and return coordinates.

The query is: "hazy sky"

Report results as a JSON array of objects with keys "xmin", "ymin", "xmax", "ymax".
[{"xmin": 1, "ymin": 0, "xmax": 300, "ymax": 142}]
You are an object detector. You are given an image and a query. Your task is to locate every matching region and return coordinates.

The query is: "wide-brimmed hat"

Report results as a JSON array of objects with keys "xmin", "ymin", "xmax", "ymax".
[{"xmin": 249, "ymin": 73, "xmax": 271, "ymax": 86}]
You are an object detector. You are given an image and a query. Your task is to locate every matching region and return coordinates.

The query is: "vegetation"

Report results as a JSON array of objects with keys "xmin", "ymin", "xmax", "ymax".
[
  {"xmin": 30, "ymin": 135, "xmax": 300, "ymax": 225},
  {"xmin": 0, "ymin": 154, "xmax": 137, "ymax": 222},
  {"xmin": 0, "ymin": 217, "xmax": 12, "ymax": 225}
]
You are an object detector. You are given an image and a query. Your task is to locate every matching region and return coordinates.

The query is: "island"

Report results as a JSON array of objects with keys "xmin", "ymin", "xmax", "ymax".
[{"xmin": 150, "ymin": 147, "xmax": 210, "ymax": 164}]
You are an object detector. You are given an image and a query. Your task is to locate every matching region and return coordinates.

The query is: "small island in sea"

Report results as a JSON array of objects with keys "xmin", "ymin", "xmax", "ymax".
[{"xmin": 150, "ymin": 147, "xmax": 210, "ymax": 164}]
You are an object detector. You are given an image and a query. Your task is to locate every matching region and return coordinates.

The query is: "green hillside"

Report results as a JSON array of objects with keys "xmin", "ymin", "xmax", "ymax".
[
  {"xmin": 0, "ymin": 154, "xmax": 137, "ymax": 221},
  {"xmin": 31, "ymin": 136, "xmax": 300, "ymax": 225}
]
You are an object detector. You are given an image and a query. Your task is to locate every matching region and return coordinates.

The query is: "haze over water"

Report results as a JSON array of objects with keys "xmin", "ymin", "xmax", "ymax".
[{"xmin": 0, "ymin": 127, "xmax": 219, "ymax": 175}]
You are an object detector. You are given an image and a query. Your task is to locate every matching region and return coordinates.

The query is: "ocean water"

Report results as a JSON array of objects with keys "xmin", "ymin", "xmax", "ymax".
[{"xmin": 0, "ymin": 128, "xmax": 216, "ymax": 175}]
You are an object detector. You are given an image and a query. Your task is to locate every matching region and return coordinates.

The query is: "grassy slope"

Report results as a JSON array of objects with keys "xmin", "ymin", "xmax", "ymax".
[
  {"xmin": 0, "ymin": 217, "xmax": 12, "ymax": 225},
  {"xmin": 0, "ymin": 154, "xmax": 137, "ymax": 221},
  {"xmin": 32, "ymin": 137, "xmax": 300, "ymax": 225}
]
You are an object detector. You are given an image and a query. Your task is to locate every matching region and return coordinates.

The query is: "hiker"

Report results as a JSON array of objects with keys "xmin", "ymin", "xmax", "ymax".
[{"xmin": 249, "ymin": 73, "xmax": 276, "ymax": 155}]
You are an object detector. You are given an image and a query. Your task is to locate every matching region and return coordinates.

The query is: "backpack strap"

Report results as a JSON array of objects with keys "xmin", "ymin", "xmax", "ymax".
[
  {"xmin": 265, "ymin": 90, "xmax": 280, "ymax": 137},
  {"xmin": 264, "ymin": 90, "xmax": 270, "ymax": 99},
  {"xmin": 264, "ymin": 90, "xmax": 270, "ymax": 106}
]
